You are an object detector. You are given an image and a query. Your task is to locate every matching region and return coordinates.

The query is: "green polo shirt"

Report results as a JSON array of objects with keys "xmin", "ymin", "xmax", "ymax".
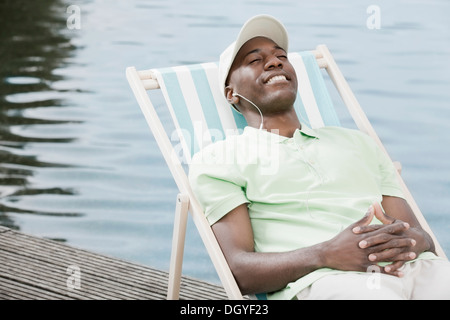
[{"xmin": 188, "ymin": 124, "xmax": 436, "ymax": 299}]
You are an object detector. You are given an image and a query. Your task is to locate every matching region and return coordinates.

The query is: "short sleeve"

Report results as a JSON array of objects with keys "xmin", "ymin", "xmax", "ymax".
[
  {"xmin": 374, "ymin": 141, "xmax": 405, "ymax": 199},
  {"xmin": 188, "ymin": 145, "xmax": 249, "ymax": 225}
]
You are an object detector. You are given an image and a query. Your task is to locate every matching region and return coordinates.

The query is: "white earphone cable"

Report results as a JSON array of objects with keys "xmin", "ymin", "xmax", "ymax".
[{"xmin": 232, "ymin": 92, "xmax": 264, "ymax": 130}]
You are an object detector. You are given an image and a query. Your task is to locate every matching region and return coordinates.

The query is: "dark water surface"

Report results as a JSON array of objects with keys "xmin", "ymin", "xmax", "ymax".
[{"xmin": 1, "ymin": 0, "xmax": 449, "ymax": 283}]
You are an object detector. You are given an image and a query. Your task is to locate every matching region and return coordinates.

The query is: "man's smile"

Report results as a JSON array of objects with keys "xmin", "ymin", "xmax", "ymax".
[
  {"xmin": 263, "ymin": 71, "xmax": 291, "ymax": 85},
  {"xmin": 265, "ymin": 75, "xmax": 288, "ymax": 85}
]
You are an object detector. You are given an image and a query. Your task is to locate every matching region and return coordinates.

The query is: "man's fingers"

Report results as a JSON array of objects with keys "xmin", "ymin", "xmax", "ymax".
[
  {"xmin": 352, "ymin": 202, "xmax": 392, "ymax": 234},
  {"xmin": 353, "ymin": 224, "xmax": 382, "ymax": 234},
  {"xmin": 351, "ymin": 205, "xmax": 374, "ymax": 233},
  {"xmin": 370, "ymin": 222, "xmax": 409, "ymax": 242},
  {"xmin": 367, "ymin": 243, "xmax": 417, "ymax": 262},
  {"xmin": 384, "ymin": 261, "xmax": 406, "ymax": 277},
  {"xmin": 354, "ymin": 217, "xmax": 409, "ymax": 236},
  {"xmin": 358, "ymin": 224, "xmax": 413, "ymax": 249},
  {"xmin": 373, "ymin": 201, "xmax": 395, "ymax": 225}
]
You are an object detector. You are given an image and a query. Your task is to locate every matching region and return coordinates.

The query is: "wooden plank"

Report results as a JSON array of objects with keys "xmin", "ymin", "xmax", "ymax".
[
  {"xmin": 0, "ymin": 276, "xmax": 71, "ymax": 300},
  {"xmin": 0, "ymin": 241, "xmax": 165, "ymax": 299},
  {"xmin": 0, "ymin": 226, "xmax": 228, "ymax": 300}
]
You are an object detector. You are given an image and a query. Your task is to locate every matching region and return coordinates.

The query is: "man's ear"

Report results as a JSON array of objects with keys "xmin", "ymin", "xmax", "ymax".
[{"xmin": 225, "ymin": 86, "xmax": 239, "ymax": 105}]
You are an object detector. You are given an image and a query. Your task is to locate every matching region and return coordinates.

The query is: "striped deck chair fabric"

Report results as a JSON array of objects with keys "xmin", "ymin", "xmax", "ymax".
[{"xmin": 152, "ymin": 51, "xmax": 340, "ymax": 163}]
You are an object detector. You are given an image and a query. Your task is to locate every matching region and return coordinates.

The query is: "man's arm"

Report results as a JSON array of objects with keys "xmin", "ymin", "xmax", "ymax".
[
  {"xmin": 211, "ymin": 203, "xmax": 388, "ymax": 295},
  {"xmin": 211, "ymin": 203, "xmax": 324, "ymax": 295}
]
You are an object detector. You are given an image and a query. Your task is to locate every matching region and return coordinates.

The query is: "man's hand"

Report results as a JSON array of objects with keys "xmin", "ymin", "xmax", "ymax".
[
  {"xmin": 322, "ymin": 202, "xmax": 422, "ymax": 276},
  {"xmin": 352, "ymin": 202, "xmax": 430, "ymax": 276},
  {"xmin": 321, "ymin": 205, "xmax": 381, "ymax": 273}
]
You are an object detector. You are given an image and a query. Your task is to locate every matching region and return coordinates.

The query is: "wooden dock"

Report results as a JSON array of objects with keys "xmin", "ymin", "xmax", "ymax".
[{"xmin": 0, "ymin": 226, "xmax": 228, "ymax": 300}]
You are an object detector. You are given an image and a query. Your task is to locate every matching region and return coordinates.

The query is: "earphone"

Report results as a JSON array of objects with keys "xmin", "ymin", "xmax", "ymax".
[{"xmin": 232, "ymin": 92, "xmax": 264, "ymax": 130}]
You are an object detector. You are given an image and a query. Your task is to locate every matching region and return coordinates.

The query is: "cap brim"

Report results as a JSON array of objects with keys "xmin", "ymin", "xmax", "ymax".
[{"xmin": 233, "ymin": 15, "xmax": 289, "ymax": 63}]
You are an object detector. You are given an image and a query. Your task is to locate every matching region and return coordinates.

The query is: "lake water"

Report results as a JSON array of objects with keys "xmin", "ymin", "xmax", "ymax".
[{"xmin": 1, "ymin": 0, "xmax": 449, "ymax": 285}]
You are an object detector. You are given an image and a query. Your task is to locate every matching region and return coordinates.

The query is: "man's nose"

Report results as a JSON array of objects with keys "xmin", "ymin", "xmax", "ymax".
[{"xmin": 264, "ymin": 55, "xmax": 283, "ymax": 70}]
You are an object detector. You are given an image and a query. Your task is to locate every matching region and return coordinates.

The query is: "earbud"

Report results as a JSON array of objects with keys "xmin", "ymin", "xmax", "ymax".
[{"xmin": 230, "ymin": 92, "xmax": 239, "ymax": 104}]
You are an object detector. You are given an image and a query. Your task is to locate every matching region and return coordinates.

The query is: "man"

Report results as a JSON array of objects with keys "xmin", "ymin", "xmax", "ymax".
[{"xmin": 188, "ymin": 14, "xmax": 450, "ymax": 299}]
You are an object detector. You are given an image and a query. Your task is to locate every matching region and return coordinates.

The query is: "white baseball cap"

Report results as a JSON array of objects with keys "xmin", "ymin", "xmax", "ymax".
[{"xmin": 218, "ymin": 15, "xmax": 289, "ymax": 98}]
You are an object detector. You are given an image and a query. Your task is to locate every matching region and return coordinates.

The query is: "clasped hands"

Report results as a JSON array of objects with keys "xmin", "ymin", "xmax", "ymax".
[{"xmin": 325, "ymin": 202, "xmax": 430, "ymax": 277}]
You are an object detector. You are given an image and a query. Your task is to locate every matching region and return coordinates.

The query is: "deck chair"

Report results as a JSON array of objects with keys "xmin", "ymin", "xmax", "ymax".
[{"xmin": 126, "ymin": 44, "xmax": 446, "ymax": 300}]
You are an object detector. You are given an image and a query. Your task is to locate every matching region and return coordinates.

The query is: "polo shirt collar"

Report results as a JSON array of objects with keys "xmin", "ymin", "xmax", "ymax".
[{"xmin": 243, "ymin": 123, "xmax": 319, "ymax": 142}]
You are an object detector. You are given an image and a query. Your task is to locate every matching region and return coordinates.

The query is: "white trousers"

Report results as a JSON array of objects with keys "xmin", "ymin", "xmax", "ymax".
[{"xmin": 296, "ymin": 259, "xmax": 450, "ymax": 300}]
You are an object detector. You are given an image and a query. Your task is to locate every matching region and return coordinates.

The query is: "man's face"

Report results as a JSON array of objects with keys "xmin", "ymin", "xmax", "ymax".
[{"xmin": 226, "ymin": 36, "xmax": 298, "ymax": 114}]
